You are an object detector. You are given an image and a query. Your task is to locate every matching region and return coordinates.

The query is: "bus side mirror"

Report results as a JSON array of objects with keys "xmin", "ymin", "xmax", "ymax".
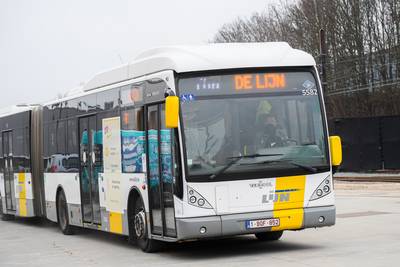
[
  {"xmin": 165, "ymin": 96, "xmax": 179, "ymax": 128},
  {"xmin": 329, "ymin": 136, "xmax": 342, "ymax": 167}
]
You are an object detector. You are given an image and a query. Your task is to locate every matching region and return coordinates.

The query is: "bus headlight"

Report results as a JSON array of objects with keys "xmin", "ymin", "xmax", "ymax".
[
  {"xmin": 187, "ymin": 186, "xmax": 213, "ymax": 209},
  {"xmin": 323, "ymin": 185, "xmax": 330, "ymax": 193},
  {"xmin": 198, "ymin": 198, "xmax": 205, "ymax": 206},
  {"xmin": 189, "ymin": 196, "xmax": 197, "ymax": 204},
  {"xmin": 316, "ymin": 189, "xmax": 323, "ymax": 197},
  {"xmin": 310, "ymin": 176, "xmax": 332, "ymax": 201}
]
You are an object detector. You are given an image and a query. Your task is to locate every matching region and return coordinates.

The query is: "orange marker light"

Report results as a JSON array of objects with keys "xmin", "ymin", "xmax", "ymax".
[{"xmin": 123, "ymin": 112, "xmax": 129, "ymax": 125}]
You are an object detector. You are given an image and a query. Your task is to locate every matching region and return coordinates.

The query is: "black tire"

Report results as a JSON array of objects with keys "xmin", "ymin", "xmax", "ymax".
[
  {"xmin": 0, "ymin": 198, "xmax": 14, "ymax": 221},
  {"xmin": 129, "ymin": 197, "xmax": 163, "ymax": 253},
  {"xmin": 1, "ymin": 213, "xmax": 14, "ymax": 221},
  {"xmin": 57, "ymin": 190, "xmax": 74, "ymax": 235},
  {"xmin": 255, "ymin": 231, "xmax": 283, "ymax": 241},
  {"xmin": 26, "ymin": 216, "xmax": 43, "ymax": 224}
]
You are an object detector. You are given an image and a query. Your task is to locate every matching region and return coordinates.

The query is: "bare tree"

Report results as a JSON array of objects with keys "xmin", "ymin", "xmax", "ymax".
[{"xmin": 213, "ymin": 0, "xmax": 400, "ymax": 119}]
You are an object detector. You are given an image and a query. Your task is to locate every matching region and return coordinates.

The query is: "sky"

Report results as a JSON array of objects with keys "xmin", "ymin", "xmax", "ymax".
[{"xmin": 0, "ymin": 0, "xmax": 276, "ymax": 107}]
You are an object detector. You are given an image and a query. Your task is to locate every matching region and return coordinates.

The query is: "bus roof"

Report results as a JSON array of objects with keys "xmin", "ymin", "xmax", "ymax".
[
  {"xmin": 82, "ymin": 42, "xmax": 315, "ymax": 92},
  {"xmin": 0, "ymin": 105, "xmax": 35, "ymax": 118}
]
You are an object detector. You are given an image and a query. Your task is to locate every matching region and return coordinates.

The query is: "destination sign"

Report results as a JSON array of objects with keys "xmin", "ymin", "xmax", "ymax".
[
  {"xmin": 179, "ymin": 72, "xmax": 317, "ymax": 97},
  {"xmin": 234, "ymin": 73, "xmax": 286, "ymax": 90}
]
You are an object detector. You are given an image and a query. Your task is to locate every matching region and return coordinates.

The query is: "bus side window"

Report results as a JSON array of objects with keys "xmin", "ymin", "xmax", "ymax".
[
  {"xmin": 67, "ymin": 118, "xmax": 79, "ymax": 172},
  {"xmin": 56, "ymin": 120, "xmax": 67, "ymax": 172},
  {"xmin": 172, "ymin": 129, "xmax": 183, "ymax": 198},
  {"xmin": 121, "ymin": 106, "xmax": 145, "ymax": 173},
  {"xmin": 48, "ymin": 122, "xmax": 57, "ymax": 172},
  {"xmin": 160, "ymin": 105, "xmax": 183, "ymax": 198},
  {"xmin": 0, "ymin": 130, "xmax": 2, "ymax": 173},
  {"xmin": 12, "ymin": 128, "xmax": 24, "ymax": 173}
]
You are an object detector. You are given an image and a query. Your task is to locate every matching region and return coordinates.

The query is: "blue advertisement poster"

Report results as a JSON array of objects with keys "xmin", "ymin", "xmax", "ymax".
[
  {"xmin": 160, "ymin": 129, "xmax": 173, "ymax": 184},
  {"xmin": 121, "ymin": 130, "xmax": 145, "ymax": 173},
  {"xmin": 146, "ymin": 129, "xmax": 173, "ymax": 187},
  {"xmin": 148, "ymin": 129, "xmax": 159, "ymax": 188}
]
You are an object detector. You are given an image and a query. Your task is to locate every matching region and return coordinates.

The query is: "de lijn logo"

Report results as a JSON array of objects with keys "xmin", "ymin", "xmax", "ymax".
[{"xmin": 262, "ymin": 189, "xmax": 300, "ymax": 203}]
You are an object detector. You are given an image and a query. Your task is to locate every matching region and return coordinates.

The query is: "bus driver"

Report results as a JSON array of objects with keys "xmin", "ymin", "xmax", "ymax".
[{"xmin": 257, "ymin": 113, "xmax": 288, "ymax": 148}]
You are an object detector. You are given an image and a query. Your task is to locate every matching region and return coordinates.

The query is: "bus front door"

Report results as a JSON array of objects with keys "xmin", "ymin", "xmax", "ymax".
[
  {"xmin": 79, "ymin": 116, "xmax": 101, "ymax": 225},
  {"xmin": 2, "ymin": 131, "xmax": 16, "ymax": 212},
  {"xmin": 146, "ymin": 104, "xmax": 177, "ymax": 237}
]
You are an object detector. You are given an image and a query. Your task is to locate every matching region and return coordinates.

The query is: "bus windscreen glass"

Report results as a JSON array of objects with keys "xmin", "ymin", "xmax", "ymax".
[{"xmin": 178, "ymin": 71, "xmax": 329, "ymax": 182}]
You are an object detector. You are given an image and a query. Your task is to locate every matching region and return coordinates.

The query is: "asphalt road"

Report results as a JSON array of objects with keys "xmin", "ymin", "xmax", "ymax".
[{"xmin": 1, "ymin": 181, "xmax": 399, "ymax": 267}]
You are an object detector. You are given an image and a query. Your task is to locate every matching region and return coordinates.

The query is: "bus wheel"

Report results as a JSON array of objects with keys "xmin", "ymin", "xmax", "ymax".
[
  {"xmin": 0, "ymin": 200, "xmax": 14, "ymax": 221},
  {"xmin": 27, "ymin": 216, "xmax": 43, "ymax": 224},
  {"xmin": 132, "ymin": 198, "xmax": 163, "ymax": 253},
  {"xmin": 1, "ymin": 213, "xmax": 14, "ymax": 221},
  {"xmin": 57, "ymin": 190, "xmax": 74, "ymax": 235},
  {"xmin": 255, "ymin": 231, "xmax": 283, "ymax": 241}
]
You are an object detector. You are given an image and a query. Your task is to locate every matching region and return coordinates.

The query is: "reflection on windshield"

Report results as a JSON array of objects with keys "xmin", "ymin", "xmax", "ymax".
[{"xmin": 180, "ymin": 73, "xmax": 328, "ymax": 180}]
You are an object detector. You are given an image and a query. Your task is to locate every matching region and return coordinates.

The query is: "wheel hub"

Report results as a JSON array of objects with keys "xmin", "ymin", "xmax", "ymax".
[{"xmin": 134, "ymin": 210, "xmax": 146, "ymax": 239}]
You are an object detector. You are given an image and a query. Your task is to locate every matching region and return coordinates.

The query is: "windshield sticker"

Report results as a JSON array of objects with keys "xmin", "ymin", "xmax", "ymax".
[
  {"xmin": 181, "ymin": 94, "xmax": 195, "ymax": 102},
  {"xmin": 196, "ymin": 77, "xmax": 221, "ymax": 91},
  {"xmin": 302, "ymin": 80, "xmax": 315, "ymax": 89}
]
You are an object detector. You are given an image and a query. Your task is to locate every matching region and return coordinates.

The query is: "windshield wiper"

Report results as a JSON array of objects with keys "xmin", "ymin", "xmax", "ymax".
[
  {"xmin": 240, "ymin": 159, "xmax": 317, "ymax": 173},
  {"xmin": 228, "ymin": 153, "xmax": 283, "ymax": 159},
  {"xmin": 300, "ymin": 142, "xmax": 317, "ymax": 146},
  {"xmin": 209, "ymin": 153, "xmax": 283, "ymax": 180},
  {"xmin": 287, "ymin": 161, "xmax": 317, "ymax": 173}
]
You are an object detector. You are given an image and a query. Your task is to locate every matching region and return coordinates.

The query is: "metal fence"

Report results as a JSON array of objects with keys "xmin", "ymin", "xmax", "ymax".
[{"xmin": 329, "ymin": 116, "xmax": 400, "ymax": 172}]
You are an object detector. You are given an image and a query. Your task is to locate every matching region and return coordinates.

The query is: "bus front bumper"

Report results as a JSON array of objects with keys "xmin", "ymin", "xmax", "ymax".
[{"xmin": 175, "ymin": 205, "xmax": 335, "ymax": 240}]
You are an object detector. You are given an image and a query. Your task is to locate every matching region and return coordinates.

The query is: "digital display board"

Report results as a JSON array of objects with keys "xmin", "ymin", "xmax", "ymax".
[
  {"xmin": 179, "ymin": 72, "xmax": 317, "ymax": 98},
  {"xmin": 234, "ymin": 73, "xmax": 286, "ymax": 90}
]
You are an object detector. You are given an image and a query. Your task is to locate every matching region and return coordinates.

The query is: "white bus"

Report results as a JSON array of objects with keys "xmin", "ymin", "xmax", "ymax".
[{"xmin": 0, "ymin": 43, "xmax": 342, "ymax": 252}]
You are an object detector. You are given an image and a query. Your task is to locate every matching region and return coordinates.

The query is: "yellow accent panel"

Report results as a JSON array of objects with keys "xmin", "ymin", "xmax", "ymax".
[
  {"xmin": 109, "ymin": 212, "xmax": 123, "ymax": 234},
  {"xmin": 272, "ymin": 175, "xmax": 306, "ymax": 231},
  {"xmin": 272, "ymin": 208, "xmax": 303, "ymax": 231},
  {"xmin": 19, "ymin": 199, "xmax": 27, "ymax": 217},
  {"xmin": 165, "ymin": 96, "xmax": 179, "ymax": 128},
  {"xmin": 18, "ymin": 173, "xmax": 27, "ymax": 217},
  {"xmin": 273, "ymin": 175, "xmax": 306, "ymax": 210},
  {"xmin": 329, "ymin": 136, "xmax": 342, "ymax": 166}
]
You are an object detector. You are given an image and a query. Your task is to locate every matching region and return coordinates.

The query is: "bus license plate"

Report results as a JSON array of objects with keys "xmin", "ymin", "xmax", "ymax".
[{"xmin": 245, "ymin": 218, "xmax": 280, "ymax": 229}]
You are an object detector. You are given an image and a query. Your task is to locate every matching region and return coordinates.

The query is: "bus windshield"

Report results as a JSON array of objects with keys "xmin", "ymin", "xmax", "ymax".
[{"xmin": 178, "ymin": 71, "xmax": 329, "ymax": 182}]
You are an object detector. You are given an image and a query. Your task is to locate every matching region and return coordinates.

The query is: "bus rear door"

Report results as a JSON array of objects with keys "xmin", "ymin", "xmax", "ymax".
[
  {"xmin": 2, "ymin": 131, "xmax": 16, "ymax": 212},
  {"xmin": 79, "ymin": 115, "xmax": 101, "ymax": 225}
]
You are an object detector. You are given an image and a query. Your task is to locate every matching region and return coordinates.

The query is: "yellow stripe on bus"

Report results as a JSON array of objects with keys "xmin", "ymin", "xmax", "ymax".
[
  {"xmin": 272, "ymin": 175, "xmax": 306, "ymax": 231},
  {"xmin": 109, "ymin": 212, "xmax": 123, "ymax": 234},
  {"xmin": 18, "ymin": 173, "xmax": 27, "ymax": 217}
]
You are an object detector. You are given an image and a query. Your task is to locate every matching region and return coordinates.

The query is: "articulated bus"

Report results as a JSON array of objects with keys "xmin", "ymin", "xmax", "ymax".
[{"xmin": 0, "ymin": 43, "xmax": 342, "ymax": 252}]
